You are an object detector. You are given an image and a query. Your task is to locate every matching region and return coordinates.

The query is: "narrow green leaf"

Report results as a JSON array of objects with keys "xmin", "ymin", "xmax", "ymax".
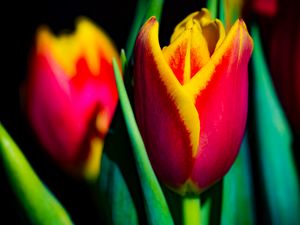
[
  {"xmin": 120, "ymin": 49, "xmax": 127, "ymax": 73},
  {"xmin": 207, "ymin": 0, "xmax": 218, "ymax": 19},
  {"xmin": 0, "ymin": 123, "xmax": 74, "ymax": 225},
  {"xmin": 98, "ymin": 153, "xmax": 138, "ymax": 225},
  {"xmin": 251, "ymin": 25, "xmax": 300, "ymax": 225},
  {"xmin": 144, "ymin": 0, "xmax": 164, "ymax": 25},
  {"xmin": 112, "ymin": 58, "xmax": 174, "ymax": 225},
  {"xmin": 201, "ymin": 198, "xmax": 212, "ymax": 225},
  {"xmin": 219, "ymin": 0, "xmax": 225, "ymax": 25},
  {"xmin": 219, "ymin": 0, "xmax": 243, "ymax": 30},
  {"xmin": 221, "ymin": 133, "xmax": 256, "ymax": 225},
  {"xmin": 201, "ymin": 181, "xmax": 223, "ymax": 225},
  {"xmin": 126, "ymin": 0, "xmax": 164, "ymax": 60}
]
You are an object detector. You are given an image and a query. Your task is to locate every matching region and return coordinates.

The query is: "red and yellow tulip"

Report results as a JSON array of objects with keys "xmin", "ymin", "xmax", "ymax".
[
  {"xmin": 26, "ymin": 18, "xmax": 120, "ymax": 180},
  {"xmin": 134, "ymin": 9, "xmax": 253, "ymax": 194}
]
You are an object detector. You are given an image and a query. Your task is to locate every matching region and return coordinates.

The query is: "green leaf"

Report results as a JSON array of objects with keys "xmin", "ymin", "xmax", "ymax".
[
  {"xmin": 126, "ymin": 0, "xmax": 164, "ymax": 60},
  {"xmin": 97, "ymin": 153, "xmax": 138, "ymax": 225},
  {"xmin": 182, "ymin": 196, "xmax": 201, "ymax": 225},
  {"xmin": 251, "ymin": 25, "xmax": 300, "ymax": 225},
  {"xmin": 221, "ymin": 133, "xmax": 256, "ymax": 225},
  {"xmin": 201, "ymin": 181, "xmax": 223, "ymax": 225},
  {"xmin": 219, "ymin": 0, "xmax": 242, "ymax": 30},
  {"xmin": 112, "ymin": 57, "xmax": 174, "ymax": 225},
  {"xmin": 0, "ymin": 123, "xmax": 74, "ymax": 225},
  {"xmin": 144, "ymin": 0, "xmax": 164, "ymax": 24},
  {"xmin": 201, "ymin": 197, "xmax": 212, "ymax": 225},
  {"xmin": 207, "ymin": 0, "xmax": 218, "ymax": 19}
]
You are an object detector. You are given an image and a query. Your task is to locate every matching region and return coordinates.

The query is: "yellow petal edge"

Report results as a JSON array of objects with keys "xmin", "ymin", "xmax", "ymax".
[{"xmin": 36, "ymin": 17, "xmax": 118, "ymax": 77}]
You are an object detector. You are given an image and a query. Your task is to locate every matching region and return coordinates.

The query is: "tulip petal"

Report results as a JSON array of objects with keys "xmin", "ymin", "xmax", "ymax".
[
  {"xmin": 27, "ymin": 54, "xmax": 84, "ymax": 167},
  {"xmin": 186, "ymin": 19, "xmax": 253, "ymax": 190},
  {"xmin": 37, "ymin": 18, "xmax": 118, "ymax": 77},
  {"xmin": 134, "ymin": 17, "xmax": 200, "ymax": 190},
  {"xmin": 163, "ymin": 14, "xmax": 211, "ymax": 84},
  {"xmin": 27, "ymin": 18, "xmax": 120, "ymax": 179},
  {"xmin": 162, "ymin": 30, "xmax": 191, "ymax": 85}
]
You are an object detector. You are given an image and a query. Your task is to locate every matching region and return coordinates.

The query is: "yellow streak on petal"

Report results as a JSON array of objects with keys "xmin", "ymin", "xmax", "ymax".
[
  {"xmin": 83, "ymin": 137, "xmax": 103, "ymax": 181},
  {"xmin": 183, "ymin": 20, "xmax": 192, "ymax": 83},
  {"xmin": 147, "ymin": 20, "xmax": 200, "ymax": 157},
  {"xmin": 36, "ymin": 17, "xmax": 118, "ymax": 78},
  {"xmin": 96, "ymin": 110, "xmax": 110, "ymax": 135},
  {"xmin": 163, "ymin": 9, "xmax": 225, "ymax": 88},
  {"xmin": 183, "ymin": 19, "xmax": 250, "ymax": 101},
  {"xmin": 162, "ymin": 30, "xmax": 190, "ymax": 84}
]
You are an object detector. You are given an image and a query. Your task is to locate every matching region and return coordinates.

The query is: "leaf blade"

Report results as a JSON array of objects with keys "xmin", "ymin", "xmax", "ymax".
[
  {"xmin": 251, "ymin": 25, "xmax": 300, "ymax": 225},
  {"xmin": 112, "ymin": 57, "xmax": 174, "ymax": 225},
  {"xmin": 0, "ymin": 123, "xmax": 74, "ymax": 225}
]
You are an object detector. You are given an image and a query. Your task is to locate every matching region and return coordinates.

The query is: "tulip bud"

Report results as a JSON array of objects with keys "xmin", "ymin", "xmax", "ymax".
[
  {"xmin": 26, "ymin": 18, "xmax": 120, "ymax": 180},
  {"xmin": 134, "ymin": 9, "xmax": 253, "ymax": 194}
]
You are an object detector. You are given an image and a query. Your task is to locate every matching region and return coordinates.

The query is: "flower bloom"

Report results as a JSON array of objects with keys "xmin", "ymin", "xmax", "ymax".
[
  {"xmin": 134, "ymin": 9, "xmax": 253, "ymax": 194},
  {"xmin": 26, "ymin": 18, "xmax": 120, "ymax": 180}
]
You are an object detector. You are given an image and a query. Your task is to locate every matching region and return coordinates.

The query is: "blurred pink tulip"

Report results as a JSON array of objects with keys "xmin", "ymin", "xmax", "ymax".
[{"xmin": 26, "ymin": 18, "xmax": 120, "ymax": 180}]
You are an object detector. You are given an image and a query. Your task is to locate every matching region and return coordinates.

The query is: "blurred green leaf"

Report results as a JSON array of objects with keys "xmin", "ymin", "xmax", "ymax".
[
  {"xmin": 126, "ymin": 0, "xmax": 164, "ymax": 60},
  {"xmin": 112, "ymin": 57, "xmax": 174, "ymax": 225},
  {"xmin": 219, "ymin": 0, "xmax": 242, "ymax": 30},
  {"xmin": 201, "ymin": 197, "xmax": 212, "ymax": 225},
  {"xmin": 207, "ymin": 0, "xmax": 218, "ymax": 19},
  {"xmin": 252, "ymin": 25, "xmax": 300, "ymax": 225},
  {"xmin": 221, "ymin": 133, "xmax": 256, "ymax": 225},
  {"xmin": 0, "ymin": 123, "xmax": 74, "ymax": 225},
  {"xmin": 97, "ymin": 153, "xmax": 138, "ymax": 225}
]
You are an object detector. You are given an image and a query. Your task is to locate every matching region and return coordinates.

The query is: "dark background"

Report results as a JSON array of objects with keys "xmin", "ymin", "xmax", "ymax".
[{"xmin": 0, "ymin": 1, "xmax": 203, "ymax": 224}]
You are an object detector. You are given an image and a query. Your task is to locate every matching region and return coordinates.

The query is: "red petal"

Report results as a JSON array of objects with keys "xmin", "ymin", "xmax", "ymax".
[
  {"xmin": 189, "ymin": 20, "xmax": 253, "ymax": 190},
  {"xmin": 134, "ymin": 18, "xmax": 195, "ymax": 189}
]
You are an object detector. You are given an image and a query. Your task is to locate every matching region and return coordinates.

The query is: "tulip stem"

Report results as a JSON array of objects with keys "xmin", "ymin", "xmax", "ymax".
[
  {"xmin": 207, "ymin": 0, "xmax": 218, "ymax": 19},
  {"xmin": 182, "ymin": 196, "xmax": 201, "ymax": 225},
  {"xmin": 126, "ymin": 0, "xmax": 164, "ymax": 60}
]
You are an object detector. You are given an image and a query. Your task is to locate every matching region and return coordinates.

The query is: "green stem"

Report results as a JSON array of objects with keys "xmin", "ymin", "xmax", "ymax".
[
  {"xmin": 182, "ymin": 196, "xmax": 201, "ymax": 225},
  {"xmin": 126, "ymin": 0, "xmax": 164, "ymax": 60},
  {"xmin": 207, "ymin": 0, "xmax": 218, "ymax": 19},
  {"xmin": 219, "ymin": 0, "xmax": 225, "ymax": 25}
]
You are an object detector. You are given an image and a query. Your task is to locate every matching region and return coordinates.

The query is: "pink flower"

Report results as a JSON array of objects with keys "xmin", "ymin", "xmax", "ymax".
[
  {"xmin": 26, "ymin": 18, "xmax": 120, "ymax": 180},
  {"xmin": 134, "ymin": 9, "xmax": 253, "ymax": 194}
]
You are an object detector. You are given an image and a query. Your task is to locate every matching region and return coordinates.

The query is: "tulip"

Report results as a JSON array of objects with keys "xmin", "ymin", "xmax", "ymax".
[
  {"xmin": 134, "ymin": 9, "xmax": 253, "ymax": 194},
  {"xmin": 26, "ymin": 18, "xmax": 120, "ymax": 180}
]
